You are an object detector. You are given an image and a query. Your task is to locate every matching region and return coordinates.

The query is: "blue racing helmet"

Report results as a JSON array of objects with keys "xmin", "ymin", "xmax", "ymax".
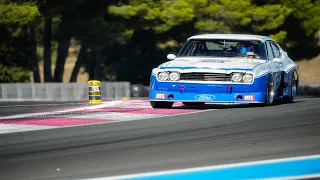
[{"xmin": 237, "ymin": 43, "xmax": 254, "ymax": 55}]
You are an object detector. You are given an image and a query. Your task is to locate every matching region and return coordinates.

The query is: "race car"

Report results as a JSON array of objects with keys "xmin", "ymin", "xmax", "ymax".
[{"xmin": 149, "ymin": 34, "xmax": 299, "ymax": 108}]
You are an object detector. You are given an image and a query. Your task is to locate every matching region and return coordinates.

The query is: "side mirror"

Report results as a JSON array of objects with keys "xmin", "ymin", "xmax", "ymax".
[
  {"xmin": 167, "ymin": 54, "xmax": 176, "ymax": 60},
  {"xmin": 273, "ymin": 58, "xmax": 282, "ymax": 63},
  {"xmin": 280, "ymin": 50, "xmax": 287, "ymax": 56}
]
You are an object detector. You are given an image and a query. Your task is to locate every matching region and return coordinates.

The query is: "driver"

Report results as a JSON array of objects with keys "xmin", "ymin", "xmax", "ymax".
[{"xmin": 236, "ymin": 42, "xmax": 254, "ymax": 56}]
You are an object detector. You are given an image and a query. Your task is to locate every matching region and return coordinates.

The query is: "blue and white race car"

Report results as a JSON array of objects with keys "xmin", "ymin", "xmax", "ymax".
[{"xmin": 149, "ymin": 34, "xmax": 299, "ymax": 108}]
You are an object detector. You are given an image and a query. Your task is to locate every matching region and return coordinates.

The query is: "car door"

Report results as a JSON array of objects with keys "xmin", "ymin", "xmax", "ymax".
[{"xmin": 266, "ymin": 41, "xmax": 283, "ymax": 98}]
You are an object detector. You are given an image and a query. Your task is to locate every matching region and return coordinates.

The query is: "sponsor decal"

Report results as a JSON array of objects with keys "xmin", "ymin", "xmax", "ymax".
[
  {"xmin": 202, "ymin": 59, "xmax": 225, "ymax": 63},
  {"xmin": 226, "ymin": 86, "xmax": 232, "ymax": 94},
  {"xmin": 179, "ymin": 85, "xmax": 186, "ymax": 93},
  {"xmin": 244, "ymin": 95, "xmax": 255, "ymax": 101},
  {"xmin": 155, "ymin": 93, "xmax": 166, "ymax": 99},
  {"xmin": 194, "ymin": 94, "xmax": 216, "ymax": 101},
  {"xmin": 158, "ymin": 88, "xmax": 168, "ymax": 90}
]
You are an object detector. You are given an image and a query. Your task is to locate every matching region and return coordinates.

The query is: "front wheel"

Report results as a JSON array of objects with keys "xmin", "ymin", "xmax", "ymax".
[
  {"xmin": 262, "ymin": 75, "xmax": 275, "ymax": 106},
  {"xmin": 150, "ymin": 101, "xmax": 173, "ymax": 109}
]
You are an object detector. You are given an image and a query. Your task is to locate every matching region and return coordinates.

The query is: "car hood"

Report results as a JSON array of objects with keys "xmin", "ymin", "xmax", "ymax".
[{"xmin": 158, "ymin": 57, "xmax": 266, "ymax": 71}]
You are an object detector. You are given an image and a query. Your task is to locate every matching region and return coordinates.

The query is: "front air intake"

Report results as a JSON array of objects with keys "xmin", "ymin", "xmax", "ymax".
[{"xmin": 180, "ymin": 72, "xmax": 231, "ymax": 81}]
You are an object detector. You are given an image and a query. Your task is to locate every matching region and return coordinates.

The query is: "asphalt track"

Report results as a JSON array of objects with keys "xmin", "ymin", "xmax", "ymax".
[
  {"xmin": 0, "ymin": 101, "xmax": 87, "ymax": 116},
  {"xmin": 0, "ymin": 98, "xmax": 320, "ymax": 180}
]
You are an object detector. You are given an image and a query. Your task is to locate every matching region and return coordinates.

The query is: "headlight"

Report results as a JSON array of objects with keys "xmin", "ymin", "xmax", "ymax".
[
  {"xmin": 243, "ymin": 74, "xmax": 253, "ymax": 83},
  {"xmin": 169, "ymin": 72, "xmax": 180, "ymax": 81},
  {"xmin": 158, "ymin": 72, "xmax": 169, "ymax": 81},
  {"xmin": 232, "ymin": 73, "xmax": 242, "ymax": 82}
]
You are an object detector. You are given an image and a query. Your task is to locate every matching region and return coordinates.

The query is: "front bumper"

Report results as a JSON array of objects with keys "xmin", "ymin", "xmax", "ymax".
[
  {"xmin": 149, "ymin": 75, "xmax": 268, "ymax": 103},
  {"xmin": 150, "ymin": 91, "xmax": 266, "ymax": 103}
]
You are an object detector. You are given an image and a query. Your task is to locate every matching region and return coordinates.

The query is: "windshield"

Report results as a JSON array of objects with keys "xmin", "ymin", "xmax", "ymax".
[{"xmin": 177, "ymin": 39, "xmax": 267, "ymax": 60}]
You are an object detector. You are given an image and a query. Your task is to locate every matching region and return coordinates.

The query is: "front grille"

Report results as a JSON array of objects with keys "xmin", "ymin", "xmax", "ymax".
[{"xmin": 180, "ymin": 72, "xmax": 231, "ymax": 81}]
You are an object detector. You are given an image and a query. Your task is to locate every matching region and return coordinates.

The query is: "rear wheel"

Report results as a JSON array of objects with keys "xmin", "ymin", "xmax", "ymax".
[
  {"xmin": 150, "ymin": 101, "xmax": 173, "ymax": 109},
  {"xmin": 284, "ymin": 73, "xmax": 298, "ymax": 103},
  {"xmin": 182, "ymin": 102, "xmax": 205, "ymax": 106}
]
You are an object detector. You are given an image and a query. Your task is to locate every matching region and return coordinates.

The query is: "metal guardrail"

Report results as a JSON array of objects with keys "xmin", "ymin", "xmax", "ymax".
[
  {"xmin": 0, "ymin": 82, "xmax": 318, "ymax": 101},
  {"xmin": 0, "ymin": 82, "xmax": 131, "ymax": 101}
]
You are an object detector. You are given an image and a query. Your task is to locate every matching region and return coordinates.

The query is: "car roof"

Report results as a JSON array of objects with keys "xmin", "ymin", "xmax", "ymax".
[{"xmin": 188, "ymin": 34, "xmax": 274, "ymax": 42}]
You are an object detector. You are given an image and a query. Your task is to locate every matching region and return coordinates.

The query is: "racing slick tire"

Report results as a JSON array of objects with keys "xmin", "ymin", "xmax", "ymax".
[
  {"xmin": 283, "ymin": 71, "xmax": 298, "ymax": 103},
  {"xmin": 150, "ymin": 101, "xmax": 173, "ymax": 109},
  {"xmin": 255, "ymin": 75, "xmax": 274, "ymax": 107},
  {"xmin": 182, "ymin": 102, "xmax": 205, "ymax": 106}
]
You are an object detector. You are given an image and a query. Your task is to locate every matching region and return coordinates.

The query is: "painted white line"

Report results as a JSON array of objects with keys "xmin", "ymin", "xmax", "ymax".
[
  {"xmin": 260, "ymin": 173, "xmax": 320, "ymax": 180},
  {"xmin": 82, "ymin": 154, "xmax": 320, "ymax": 180},
  {"xmin": 62, "ymin": 113, "xmax": 163, "ymax": 121},
  {"xmin": 0, "ymin": 124, "xmax": 55, "ymax": 134},
  {"xmin": 114, "ymin": 109, "xmax": 215, "ymax": 123},
  {"xmin": 18, "ymin": 108, "xmax": 217, "ymax": 132},
  {"xmin": 0, "ymin": 100, "xmax": 123, "ymax": 120},
  {"xmin": 0, "ymin": 99, "xmax": 217, "ymax": 135}
]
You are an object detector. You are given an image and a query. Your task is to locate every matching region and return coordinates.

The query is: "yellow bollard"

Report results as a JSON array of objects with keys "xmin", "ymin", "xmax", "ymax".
[
  {"xmin": 88, "ymin": 80, "xmax": 102, "ymax": 104},
  {"xmin": 122, "ymin": 96, "xmax": 129, "ymax": 100}
]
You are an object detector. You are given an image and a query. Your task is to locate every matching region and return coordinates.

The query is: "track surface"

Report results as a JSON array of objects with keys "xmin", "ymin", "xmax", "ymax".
[
  {"xmin": 0, "ymin": 98, "xmax": 320, "ymax": 180},
  {"xmin": 0, "ymin": 101, "xmax": 86, "ymax": 116}
]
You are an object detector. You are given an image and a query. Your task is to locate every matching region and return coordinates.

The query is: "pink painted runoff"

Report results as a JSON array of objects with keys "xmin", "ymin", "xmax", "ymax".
[
  {"xmin": 76, "ymin": 107, "xmax": 198, "ymax": 115},
  {"xmin": 121, "ymin": 100, "xmax": 184, "ymax": 106}
]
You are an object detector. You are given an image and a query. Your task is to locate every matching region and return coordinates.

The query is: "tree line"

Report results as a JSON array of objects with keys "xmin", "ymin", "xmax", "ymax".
[{"xmin": 0, "ymin": 0, "xmax": 319, "ymax": 84}]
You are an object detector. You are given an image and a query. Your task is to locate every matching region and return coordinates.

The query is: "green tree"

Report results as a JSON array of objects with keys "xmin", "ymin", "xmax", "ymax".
[
  {"xmin": 0, "ymin": 1, "xmax": 40, "ymax": 82},
  {"xmin": 1, "ymin": 0, "xmax": 319, "ymax": 84},
  {"xmin": 0, "ymin": 64, "xmax": 30, "ymax": 82},
  {"xmin": 278, "ymin": 0, "xmax": 320, "ymax": 59},
  {"xmin": 69, "ymin": 0, "xmax": 131, "ymax": 82},
  {"xmin": 106, "ymin": 0, "xmax": 294, "ymax": 84}
]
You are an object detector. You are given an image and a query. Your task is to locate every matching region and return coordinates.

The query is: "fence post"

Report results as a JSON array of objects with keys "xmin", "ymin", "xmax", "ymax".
[
  {"xmin": 113, "ymin": 83, "xmax": 117, "ymax": 99},
  {"xmin": 73, "ymin": 83, "xmax": 76, "ymax": 101},
  {"xmin": 125, "ymin": 82, "xmax": 131, "ymax": 98},
  {"xmin": 46, "ymin": 83, "xmax": 49, "ymax": 101},
  {"xmin": 60, "ymin": 83, "xmax": 63, "ymax": 101},
  {"xmin": 31, "ymin": 83, "xmax": 35, "ymax": 101},
  {"xmin": 1, "ymin": 84, "xmax": 6, "ymax": 100},
  {"xmin": 16, "ymin": 83, "xmax": 21, "ymax": 100}
]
